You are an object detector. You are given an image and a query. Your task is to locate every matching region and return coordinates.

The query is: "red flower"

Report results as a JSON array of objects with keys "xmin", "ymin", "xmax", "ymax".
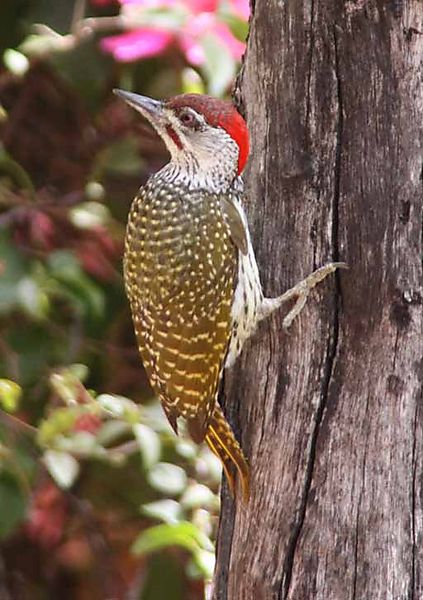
[
  {"xmin": 73, "ymin": 413, "xmax": 102, "ymax": 434},
  {"xmin": 25, "ymin": 482, "xmax": 68, "ymax": 549}
]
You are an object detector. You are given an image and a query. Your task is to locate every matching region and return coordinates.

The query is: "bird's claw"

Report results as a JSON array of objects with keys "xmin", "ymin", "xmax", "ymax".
[{"xmin": 280, "ymin": 261, "xmax": 347, "ymax": 331}]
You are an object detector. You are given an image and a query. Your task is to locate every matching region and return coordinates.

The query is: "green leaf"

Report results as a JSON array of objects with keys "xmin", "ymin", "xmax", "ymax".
[
  {"xmin": 49, "ymin": 368, "xmax": 83, "ymax": 405},
  {"xmin": 50, "ymin": 37, "xmax": 114, "ymax": 111},
  {"xmin": 6, "ymin": 323, "xmax": 57, "ymax": 388},
  {"xmin": 0, "ymin": 145, "xmax": 34, "ymax": 192},
  {"xmin": 0, "ymin": 230, "xmax": 30, "ymax": 314},
  {"xmin": 47, "ymin": 250, "xmax": 80, "ymax": 278},
  {"xmin": 0, "ymin": 472, "xmax": 27, "ymax": 538},
  {"xmin": 174, "ymin": 439, "xmax": 197, "ymax": 460},
  {"xmin": 0, "ymin": 379, "xmax": 21, "ymax": 413},
  {"xmin": 180, "ymin": 484, "xmax": 216, "ymax": 510},
  {"xmin": 84, "ymin": 181, "xmax": 105, "ymax": 202},
  {"xmin": 139, "ymin": 403, "xmax": 175, "ymax": 434},
  {"xmin": 188, "ymin": 549, "xmax": 216, "ymax": 579},
  {"xmin": 44, "ymin": 449, "xmax": 80, "ymax": 489},
  {"xmin": 96, "ymin": 420, "xmax": 130, "ymax": 446},
  {"xmin": 67, "ymin": 363, "xmax": 89, "ymax": 383},
  {"xmin": 47, "ymin": 250, "xmax": 105, "ymax": 319},
  {"xmin": 56, "ymin": 431, "xmax": 106, "ymax": 459},
  {"xmin": 132, "ymin": 521, "xmax": 212, "ymax": 556},
  {"xmin": 37, "ymin": 408, "xmax": 77, "ymax": 447},
  {"xmin": 19, "ymin": 32, "xmax": 66, "ymax": 57},
  {"xmin": 3, "ymin": 48, "xmax": 29, "ymax": 76},
  {"xmin": 201, "ymin": 33, "xmax": 236, "ymax": 97},
  {"xmin": 70, "ymin": 201, "xmax": 110, "ymax": 230},
  {"xmin": 97, "ymin": 393, "xmax": 140, "ymax": 423},
  {"xmin": 147, "ymin": 462, "xmax": 187, "ymax": 496},
  {"xmin": 133, "ymin": 423, "xmax": 161, "ymax": 469},
  {"xmin": 181, "ymin": 68, "xmax": 205, "ymax": 95},
  {"xmin": 199, "ymin": 448, "xmax": 222, "ymax": 484},
  {"xmin": 126, "ymin": 6, "xmax": 186, "ymax": 29},
  {"xmin": 219, "ymin": 11, "xmax": 249, "ymax": 42},
  {"xmin": 16, "ymin": 276, "xmax": 49, "ymax": 319},
  {"xmin": 141, "ymin": 499, "xmax": 182, "ymax": 524},
  {"xmin": 141, "ymin": 554, "xmax": 184, "ymax": 600}
]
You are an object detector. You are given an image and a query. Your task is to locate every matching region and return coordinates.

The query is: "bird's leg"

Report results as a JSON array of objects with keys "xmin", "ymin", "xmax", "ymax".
[{"xmin": 259, "ymin": 262, "xmax": 347, "ymax": 329}]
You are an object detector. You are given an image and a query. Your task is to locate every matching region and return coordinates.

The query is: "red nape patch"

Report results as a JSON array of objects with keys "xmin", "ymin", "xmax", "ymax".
[
  {"xmin": 165, "ymin": 124, "xmax": 183, "ymax": 150},
  {"xmin": 166, "ymin": 94, "xmax": 250, "ymax": 175}
]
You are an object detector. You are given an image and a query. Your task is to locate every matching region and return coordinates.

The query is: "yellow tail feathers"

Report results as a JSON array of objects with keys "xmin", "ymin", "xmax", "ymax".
[{"xmin": 205, "ymin": 405, "xmax": 250, "ymax": 502}]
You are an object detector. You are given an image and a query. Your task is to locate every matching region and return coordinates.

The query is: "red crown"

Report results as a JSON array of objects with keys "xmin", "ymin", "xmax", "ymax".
[{"xmin": 167, "ymin": 94, "xmax": 250, "ymax": 175}]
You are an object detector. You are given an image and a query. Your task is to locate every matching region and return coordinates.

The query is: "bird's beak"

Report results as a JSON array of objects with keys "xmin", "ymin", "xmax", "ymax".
[{"xmin": 113, "ymin": 89, "xmax": 165, "ymax": 126}]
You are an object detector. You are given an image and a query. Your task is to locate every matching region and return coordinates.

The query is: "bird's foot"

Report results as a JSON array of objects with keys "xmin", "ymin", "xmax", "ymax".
[{"xmin": 279, "ymin": 262, "xmax": 347, "ymax": 330}]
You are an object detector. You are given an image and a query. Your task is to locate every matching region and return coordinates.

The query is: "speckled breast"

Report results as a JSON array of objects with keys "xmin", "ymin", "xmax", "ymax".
[{"xmin": 124, "ymin": 176, "xmax": 237, "ymax": 439}]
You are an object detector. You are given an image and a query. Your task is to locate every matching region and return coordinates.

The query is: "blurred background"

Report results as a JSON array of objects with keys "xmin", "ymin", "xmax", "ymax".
[{"xmin": 0, "ymin": 1, "xmax": 248, "ymax": 598}]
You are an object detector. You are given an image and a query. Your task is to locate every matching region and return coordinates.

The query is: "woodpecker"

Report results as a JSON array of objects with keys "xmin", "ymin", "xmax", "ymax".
[{"xmin": 115, "ymin": 89, "xmax": 344, "ymax": 501}]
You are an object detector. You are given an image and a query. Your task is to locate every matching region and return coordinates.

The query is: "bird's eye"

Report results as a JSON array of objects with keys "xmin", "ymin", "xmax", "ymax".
[{"xmin": 179, "ymin": 111, "xmax": 195, "ymax": 126}]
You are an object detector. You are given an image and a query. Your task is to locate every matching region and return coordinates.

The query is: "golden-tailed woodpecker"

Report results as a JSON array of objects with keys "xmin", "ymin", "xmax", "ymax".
[{"xmin": 115, "ymin": 89, "xmax": 344, "ymax": 501}]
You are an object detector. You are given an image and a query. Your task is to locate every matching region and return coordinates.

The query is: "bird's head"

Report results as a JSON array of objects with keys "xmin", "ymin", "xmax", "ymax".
[{"xmin": 114, "ymin": 89, "xmax": 249, "ymax": 190}]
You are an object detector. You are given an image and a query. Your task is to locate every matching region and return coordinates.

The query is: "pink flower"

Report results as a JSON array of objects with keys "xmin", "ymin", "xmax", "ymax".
[
  {"xmin": 179, "ymin": 13, "xmax": 245, "ymax": 65},
  {"xmin": 101, "ymin": 28, "xmax": 173, "ymax": 61},
  {"xmin": 120, "ymin": 0, "xmax": 217, "ymax": 7},
  {"xmin": 187, "ymin": 0, "xmax": 218, "ymax": 10},
  {"xmin": 99, "ymin": 0, "xmax": 249, "ymax": 64},
  {"xmin": 231, "ymin": 0, "xmax": 249, "ymax": 20}
]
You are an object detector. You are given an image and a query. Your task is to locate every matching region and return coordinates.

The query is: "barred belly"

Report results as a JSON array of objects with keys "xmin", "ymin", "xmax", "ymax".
[{"xmin": 124, "ymin": 177, "xmax": 237, "ymax": 442}]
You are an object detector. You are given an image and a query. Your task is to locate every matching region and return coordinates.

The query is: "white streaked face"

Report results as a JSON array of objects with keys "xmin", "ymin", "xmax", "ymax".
[
  {"xmin": 113, "ymin": 90, "xmax": 241, "ymax": 191},
  {"xmin": 162, "ymin": 106, "xmax": 239, "ymax": 184}
]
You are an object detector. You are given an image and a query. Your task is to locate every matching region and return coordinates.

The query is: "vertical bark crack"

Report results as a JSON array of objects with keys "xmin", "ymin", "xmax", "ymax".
[
  {"xmin": 410, "ymin": 400, "xmax": 418, "ymax": 600},
  {"xmin": 351, "ymin": 481, "xmax": 361, "ymax": 600},
  {"xmin": 305, "ymin": 0, "xmax": 315, "ymax": 131},
  {"xmin": 258, "ymin": 323, "xmax": 275, "ymax": 449},
  {"xmin": 420, "ymin": 162, "xmax": 423, "ymax": 271},
  {"xmin": 213, "ymin": 489, "xmax": 235, "ymax": 600},
  {"xmin": 277, "ymin": 19, "xmax": 344, "ymax": 600},
  {"xmin": 332, "ymin": 26, "xmax": 343, "ymax": 268},
  {"xmin": 351, "ymin": 394, "xmax": 370, "ymax": 600},
  {"xmin": 215, "ymin": 373, "xmax": 241, "ymax": 600}
]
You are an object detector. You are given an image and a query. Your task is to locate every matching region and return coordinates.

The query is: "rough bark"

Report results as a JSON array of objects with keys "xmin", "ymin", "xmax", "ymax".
[{"xmin": 214, "ymin": 1, "xmax": 423, "ymax": 599}]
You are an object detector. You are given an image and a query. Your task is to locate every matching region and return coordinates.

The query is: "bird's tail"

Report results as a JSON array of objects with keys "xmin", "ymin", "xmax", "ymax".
[{"xmin": 205, "ymin": 405, "xmax": 249, "ymax": 502}]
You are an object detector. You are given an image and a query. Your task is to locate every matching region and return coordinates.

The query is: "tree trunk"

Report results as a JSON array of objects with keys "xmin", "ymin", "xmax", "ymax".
[{"xmin": 213, "ymin": 1, "xmax": 423, "ymax": 599}]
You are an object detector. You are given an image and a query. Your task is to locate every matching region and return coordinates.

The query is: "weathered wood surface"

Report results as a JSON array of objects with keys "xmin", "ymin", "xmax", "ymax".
[{"xmin": 213, "ymin": 1, "xmax": 423, "ymax": 599}]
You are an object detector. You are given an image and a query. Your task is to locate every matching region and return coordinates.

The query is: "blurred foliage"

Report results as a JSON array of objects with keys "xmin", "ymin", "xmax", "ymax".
[{"xmin": 0, "ymin": 0, "xmax": 248, "ymax": 598}]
